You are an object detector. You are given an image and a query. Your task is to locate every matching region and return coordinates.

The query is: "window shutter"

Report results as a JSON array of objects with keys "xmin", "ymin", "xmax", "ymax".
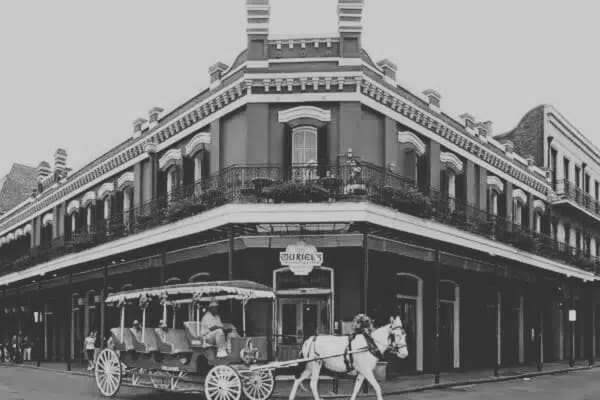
[
  {"xmin": 317, "ymin": 126, "xmax": 328, "ymax": 176},
  {"xmin": 283, "ymin": 125, "xmax": 292, "ymax": 178},
  {"xmin": 183, "ymin": 156, "xmax": 194, "ymax": 186}
]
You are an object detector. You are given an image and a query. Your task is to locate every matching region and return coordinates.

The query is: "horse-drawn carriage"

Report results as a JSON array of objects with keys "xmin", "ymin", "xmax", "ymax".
[
  {"xmin": 95, "ymin": 280, "xmax": 277, "ymax": 400},
  {"xmin": 94, "ymin": 280, "xmax": 408, "ymax": 400}
]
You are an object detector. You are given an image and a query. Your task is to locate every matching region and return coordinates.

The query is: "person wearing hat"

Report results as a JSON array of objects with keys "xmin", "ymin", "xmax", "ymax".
[
  {"xmin": 200, "ymin": 300, "xmax": 236, "ymax": 358},
  {"xmin": 131, "ymin": 320, "xmax": 143, "ymax": 342}
]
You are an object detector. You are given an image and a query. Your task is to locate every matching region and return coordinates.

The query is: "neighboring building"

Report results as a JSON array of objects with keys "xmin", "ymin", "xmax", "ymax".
[
  {"xmin": 0, "ymin": 0, "xmax": 598, "ymax": 373},
  {"xmin": 0, "ymin": 164, "xmax": 37, "ymax": 215}
]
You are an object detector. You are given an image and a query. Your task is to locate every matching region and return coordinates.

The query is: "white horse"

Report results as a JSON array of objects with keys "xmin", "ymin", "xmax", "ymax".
[{"xmin": 289, "ymin": 316, "xmax": 408, "ymax": 400}]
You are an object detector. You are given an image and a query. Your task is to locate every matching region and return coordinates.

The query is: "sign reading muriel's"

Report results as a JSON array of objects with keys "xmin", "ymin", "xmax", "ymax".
[{"xmin": 279, "ymin": 241, "xmax": 324, "ymax": 276}]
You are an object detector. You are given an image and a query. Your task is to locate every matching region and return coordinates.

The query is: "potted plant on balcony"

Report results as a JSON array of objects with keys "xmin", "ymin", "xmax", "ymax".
[{"xmin": 262, "ymin": 182, "xmax": 329, "ymax": 203}]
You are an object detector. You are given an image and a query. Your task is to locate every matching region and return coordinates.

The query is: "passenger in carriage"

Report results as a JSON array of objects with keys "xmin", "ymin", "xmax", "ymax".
[
  {"xmin": 131, "ymin": 320, "xmax": 142, "ymax": 339},
  {"xmin": 200, "ymin": 301, "xmax": 240, "ymax": 358},
  {"xmin": 157, "ymin": 320, "xmax": 169, "ymax": 342}
]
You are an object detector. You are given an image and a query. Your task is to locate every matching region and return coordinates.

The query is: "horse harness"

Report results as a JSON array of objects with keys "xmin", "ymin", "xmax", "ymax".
[{"xmin": 305, "ymin": 324, "xmax": 406, "ymax": 373}]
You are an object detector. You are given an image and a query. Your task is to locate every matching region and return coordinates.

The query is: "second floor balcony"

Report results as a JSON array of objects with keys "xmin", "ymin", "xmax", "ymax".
[
  {"xmin": 0, "ymin": 163, "xmax": 598, "ymax": 276},
  {"xmin": 553, "ymin": 179, "xmax": 600, "ymax": 218}
]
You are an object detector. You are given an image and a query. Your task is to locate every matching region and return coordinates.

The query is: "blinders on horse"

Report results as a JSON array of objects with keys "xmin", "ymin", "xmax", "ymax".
[{"xmin": 387, "ymin": 324, "xmax": 407, "ymax": 355}]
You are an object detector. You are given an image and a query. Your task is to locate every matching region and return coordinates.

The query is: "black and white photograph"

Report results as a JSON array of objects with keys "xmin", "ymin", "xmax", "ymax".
[{"xmin": 0, "ymin": 1, "xmax": 599, "ymax": 399}]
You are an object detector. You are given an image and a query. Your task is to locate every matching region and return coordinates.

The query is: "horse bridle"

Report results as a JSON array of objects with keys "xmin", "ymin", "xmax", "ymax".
[{"xmin": 387, "ymin": 324, "xmax": 408, "ymax": 353}]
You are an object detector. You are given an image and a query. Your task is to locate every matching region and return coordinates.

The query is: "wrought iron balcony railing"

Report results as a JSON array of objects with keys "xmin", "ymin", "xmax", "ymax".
[
  {"xmin": 554, "ymin": 179, "xmax": 600, "ymax": 216},
  {"xmin": 0, "ymin": 163, "xmax": 598, "ymax": 275}
]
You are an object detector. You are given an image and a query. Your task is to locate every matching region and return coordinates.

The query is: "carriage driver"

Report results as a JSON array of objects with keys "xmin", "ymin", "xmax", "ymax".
[{"xmin": 200, "ymin": 300, "xmax": 240, "ymax": 358}]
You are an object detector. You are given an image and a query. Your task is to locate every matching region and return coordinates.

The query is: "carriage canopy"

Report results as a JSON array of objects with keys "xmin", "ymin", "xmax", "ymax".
[{"xmin": 105, "ymin": 280, "xmax": 275, "ymax": 304}]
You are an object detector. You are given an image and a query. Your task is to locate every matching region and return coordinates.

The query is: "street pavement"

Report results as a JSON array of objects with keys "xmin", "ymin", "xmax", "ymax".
[{"xmin": 0, "ymin": 363, "xmax": 598, "ymax": 399}]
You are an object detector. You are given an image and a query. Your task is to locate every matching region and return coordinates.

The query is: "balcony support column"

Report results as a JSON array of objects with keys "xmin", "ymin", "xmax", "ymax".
[
  {"xmin": 428, "ymin": 141, "xmax": 441, "ymax": 190},
  {"xmin": 210, "ymin": 120, "xmax": 221, "ymax": 174},
  {"xmin": 362, "ymin": 230, "xmax": 369, "ymax": 314},
  {"xmin": 478, "ymin": 166, "xmax": 488, "ymax": 212},
  {"xmin": 66, "ymin": 273, "xmax": 72, "ymax": 371},
  {"xmin": 432, "ymin": 248, "xmax": 441, "ymax": 384},
  {"xmin": 586, "ymin": 282, "xmax": 595, "ymax": 365},
  {"xmin": 527, "ymin": 193, "xmax": 535, "ymax": 232},
  {"xmin": 100, "ymin": 265, "xmax": 107, "ymax": 350},
  {"xmin": 569, "ymin": 280, "xmax": 575, "ymax": 367}
]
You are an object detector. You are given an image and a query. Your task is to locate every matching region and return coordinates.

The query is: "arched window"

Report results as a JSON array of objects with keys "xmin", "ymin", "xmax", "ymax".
[
  {"xmin": 103, "ymin": 197, "xmax": 111, "ymax": 220},
  {"xmin": 194, "ymin": 152, "xmax": 203, "ymax": 183},
  {"xmin": 292, "ymin": 126, "xmax": 318, "ymax": 165},
  {"xmin": 166, "ymin": 166, "xmax": 178, "ymax": 200}
]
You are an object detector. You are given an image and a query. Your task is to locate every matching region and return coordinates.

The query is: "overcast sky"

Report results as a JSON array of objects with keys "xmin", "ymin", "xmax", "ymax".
[{"xmin": 0, "ymin": 0, "xmax": 598, "ymax": 176}]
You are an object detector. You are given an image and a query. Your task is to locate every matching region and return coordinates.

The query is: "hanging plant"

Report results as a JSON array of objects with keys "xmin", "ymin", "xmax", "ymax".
[
  {"xmin": 159, "ymin": 291, "xmax": 170, "ymax": 307},
  {"xmin": 116, "ymin": 297, "xmax": 127, "ymax": 309},
  {"xmin": 139, "ymin": 293, "xmax": 151, "ymax": 309}
]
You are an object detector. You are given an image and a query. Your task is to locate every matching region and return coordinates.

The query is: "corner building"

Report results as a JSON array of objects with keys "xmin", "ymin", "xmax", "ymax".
[{"xmin": 1, "ymin": 0, "xmax": 599, "ymax": 375}]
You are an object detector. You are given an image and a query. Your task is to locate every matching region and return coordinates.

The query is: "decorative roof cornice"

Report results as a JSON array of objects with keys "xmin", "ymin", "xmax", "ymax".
[
  {"xmin": 0, "ymin": 79, "xmax": 248, "ymax": 235},
  {"xmin": 357, "ymin": 76, "xmax": 549, "ymax": 195}
]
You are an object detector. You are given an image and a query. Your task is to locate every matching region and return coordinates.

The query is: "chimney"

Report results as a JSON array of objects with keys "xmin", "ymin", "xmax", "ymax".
[
  {"xmin": 422, "ymin": 89, "xmax": 441, "ymax": 110},
  {"xmin": 133, "ymin": 118, "xmax": 148, "ymax": 139},
  {"xmin": 459, "ymin": 113, "xmax": 476, "ymax": 130},
  {"xmin": 337, "ymin": 0, "xmax": 364, "ymax": 58},
  {"xmin": 37, "ymin": 161, "xmax": 51, "ymax": 181},
  {"xmin": 209, "ymin": 62, "xmax": 229, "ymax": 89},
  {"xmin": 503, "ymin": 140, "xmax": 514, "ymax": 157},
  {"xmin": 377, "ymin": 59, "xmax": 398, "ymax": 82},
  {"xmin": 54, "ymin": 148, "xmax": 67, "ymax": 178},
  {"xmin": 148, "ymin": 107, "xmax": 164, "ymax": 129},
  {"xmin": 481, "ymin": 120, "xmax": 493, "ymax": 136},
  {"xmin": 246, "ymin": 0, "xmax": 270, "ymax": 60}
]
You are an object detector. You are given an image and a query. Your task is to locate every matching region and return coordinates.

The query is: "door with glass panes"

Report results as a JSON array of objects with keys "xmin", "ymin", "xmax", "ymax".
[{"xmin": 277, "ymin": 297, "xmax": 329, "ymax": 361}]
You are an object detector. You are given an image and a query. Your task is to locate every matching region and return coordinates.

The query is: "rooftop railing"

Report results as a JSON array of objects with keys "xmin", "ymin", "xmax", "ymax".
[{"xmin": 0, "ymin": 163, "xmax": 598, "ymax": 275}]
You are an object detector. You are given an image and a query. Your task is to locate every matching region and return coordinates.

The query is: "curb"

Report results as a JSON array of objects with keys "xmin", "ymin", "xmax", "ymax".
[{"xmin": 2, "ymin": 361, "xmax": 597, "ymax": 398}]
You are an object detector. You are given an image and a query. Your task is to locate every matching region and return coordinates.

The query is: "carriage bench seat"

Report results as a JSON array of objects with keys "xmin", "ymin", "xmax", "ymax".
[
  {"xmin": 183, "ymin": 322, "xmax": 216, "ymax": 348},
  {"xmin": 154, "ymin": 328, "xmax": 191, "ymax": 354},
  {"xmin": 129, "ymin": 328, "xmax": 159, "ymax": 353},
  {"xmin": 110, "ymin": 327, "xmax": 135, "ymax": 352}
]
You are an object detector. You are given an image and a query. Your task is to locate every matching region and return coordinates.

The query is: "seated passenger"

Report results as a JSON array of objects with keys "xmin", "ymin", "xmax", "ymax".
[
  {"xmin": 131, "ymin": 320, "xmax": 142, "ymax": 339},
  {"xmin": 201, "ymin": 301, "xmax": 240, "ymax": 358},
  {"xmin": 157, "ymin": 320, "xmax": 169, "ymax": 342}
]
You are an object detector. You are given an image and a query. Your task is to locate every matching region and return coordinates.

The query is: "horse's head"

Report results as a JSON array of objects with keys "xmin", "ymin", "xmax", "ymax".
[{"xmin": 388, "ymin": 316, "xmax": 408, "ymax": 359}]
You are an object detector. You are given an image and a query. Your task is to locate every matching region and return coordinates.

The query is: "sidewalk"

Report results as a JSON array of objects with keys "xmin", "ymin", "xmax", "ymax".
[{"xmin": 2, "ymin": 358, "xmax": 596, "ymax": 398}]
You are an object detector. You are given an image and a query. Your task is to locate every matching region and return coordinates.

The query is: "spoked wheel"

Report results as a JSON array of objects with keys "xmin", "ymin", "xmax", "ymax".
[
  {"xmin": 240, "ymin": 369, "xmax": 275, "ymax": 400},
  {"xmin": 95, "ymin": 349, "xmax": 122, "ymax": 397},
  {"xmin": 205, "ymin": 365, "xmax": 242, "ymax": 400}
]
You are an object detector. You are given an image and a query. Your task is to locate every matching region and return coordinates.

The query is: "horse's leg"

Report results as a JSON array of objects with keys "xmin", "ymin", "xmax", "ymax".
[
  {"xmin": 349, "ymin": 374, "xmax": 365, "ymax": 400},
  {"xmin": 308, "ymin": 362, "xmax": 322, "ymax": 400},
  {"xmin": 289, "ymin": 367, "xmax": 311, "ymax": 400},
  {"xmin": 360, "ymin": 368, "xmax": 384, "ymax": 400}
]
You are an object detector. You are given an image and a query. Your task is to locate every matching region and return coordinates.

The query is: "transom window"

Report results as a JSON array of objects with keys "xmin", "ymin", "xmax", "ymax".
[{"xmin": 292, "ymin": 126, "xmax": 317, "ymax": 165}]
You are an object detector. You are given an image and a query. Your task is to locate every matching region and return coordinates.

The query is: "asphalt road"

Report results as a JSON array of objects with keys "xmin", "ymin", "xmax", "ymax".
[{"xmin": 0, "ymin": 364, "xmax": 598, "ymax": 399}]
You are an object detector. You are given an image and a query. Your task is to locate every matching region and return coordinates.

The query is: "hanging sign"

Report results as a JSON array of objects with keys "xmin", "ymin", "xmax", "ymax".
[
  {"xmin": 279, "ymin": 241, "xmax": 323, "ymax": 276},
  {"xmin": 569, "ymin": 309, "xmax": 577, "ymax": 322}
]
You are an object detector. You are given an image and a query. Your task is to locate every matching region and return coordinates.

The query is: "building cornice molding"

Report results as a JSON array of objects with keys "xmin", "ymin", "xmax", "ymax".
[
  {"xmin": 278, "ymin": 105, "xmax": 331, "ymax": 125},
  {"xmin": 397, "ymin": 131, "xmax": 426, "ymax": 156}
]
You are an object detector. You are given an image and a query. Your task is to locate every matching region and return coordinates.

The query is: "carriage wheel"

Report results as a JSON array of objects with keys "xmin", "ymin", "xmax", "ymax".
[
  {"xmin": 95, "ymin": 349, "xmax": 122, "ymax": 397},
  {"xmin": 205, "ymin": 365, "xmax": 242, "ymax": 400},
  {"xmin": 240, "ymin": 369, "xmax": 275, "ymax": 400}
]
